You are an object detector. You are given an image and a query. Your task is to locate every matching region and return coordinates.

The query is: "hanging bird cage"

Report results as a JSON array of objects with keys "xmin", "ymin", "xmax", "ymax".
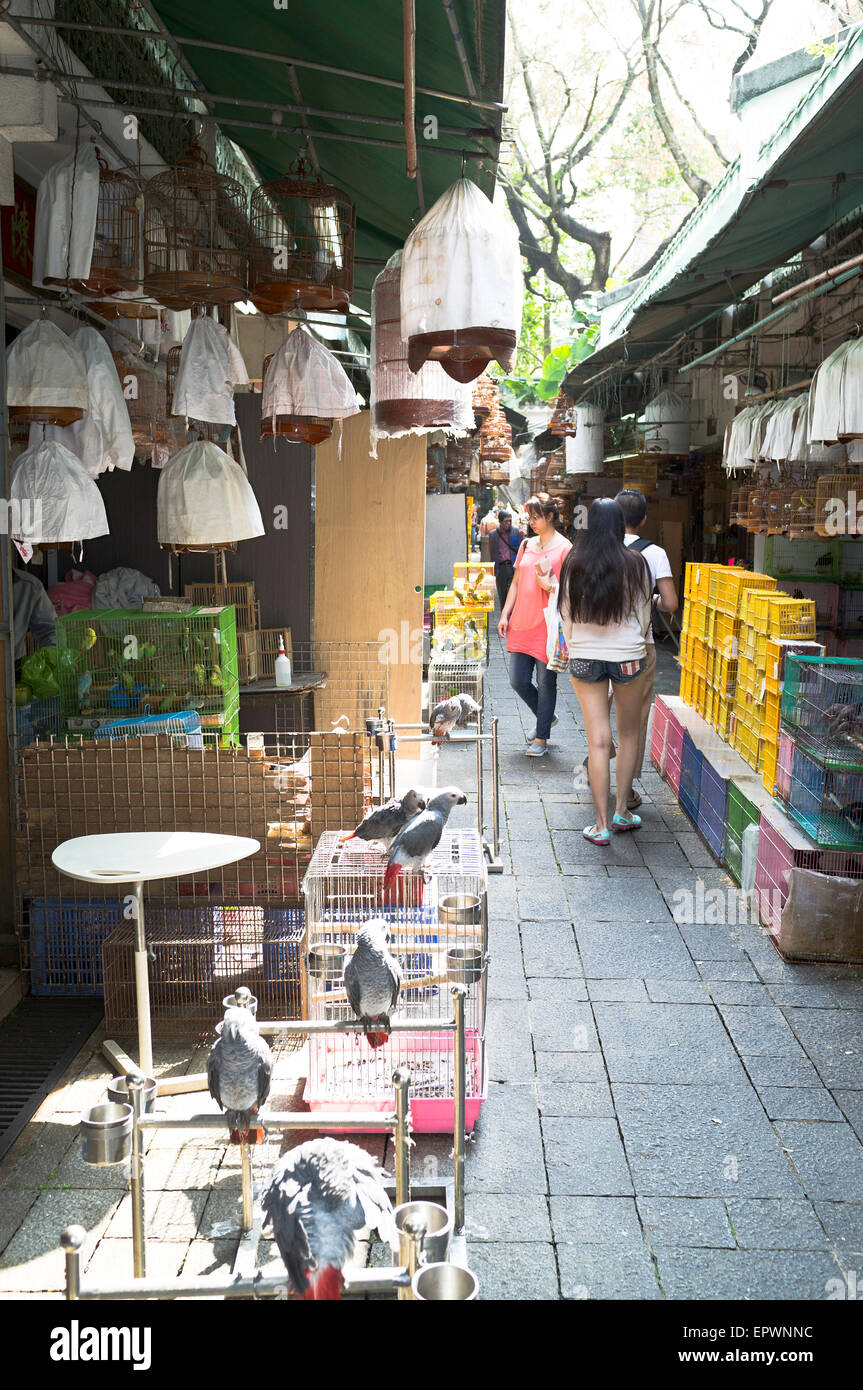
[
  {"xmin": 7, "ymin": 320, "xmax": 89, "ymax": 427},
  {"xmin": 445, "ymin": 437, "xmax": 474, "ymax": 479},
  {"xmin": 471, "ymin": 372, "xmax": 498, "ymax": 420},
  {"xmin": 157, "ymin": 440, "xmax": 264, "ymax": 553},
  {"xmin": 544, "ymin": 448, "xmax": 566, "ymax": 480},
  {"xmin": 549, "ymin": 390, "xmax": 577, "ymax": 437},
  {"xmin": 165, "ymin": 344, "xmax": 240, "ymax": 453},
  {"xmin": 85, "ymin": 300, "xmax": 159, "ymax": 321},
  {"xmin": 789, "ymin": 482, "xmax": 818, "ymax": 538},
  {"xmin": 731, "ymin": 482, "xmax": 753, "ymax": 527},
  {"xmin": 766, "ymin": 485, "xmax": 795, "ymax": 535},
  {"xmin": 639, "ymin": 389, "xmax": 690, "ymax": 456},
  {"xmin": 248, "ymin": 157, "xmax": 355, "ymax": 314},
  {"xmin": 44, "ymin": 148, "xmax": 140, "ymax": 297},
  {"xmin": 566, "ymin": 404, "xmax": 604, "ymax": 473},
  {"xmin": 260, "ymin": 327, "xmax": 359, "ymax": 445},
  {"xmin": 401, "ymin": 177, "xmax": 523, "ymax": 384},
  {"xmin": 143, "ymin": 142, "xmax": 248, "ymax": 309},
  {"xmin": 112, "ymin": 351, "xmax": 173, "ymax": 453},
  {"xmin": 11, "ymin": 439, "xmax": 109, "ymax": 548},
  {"xmin": 370, "ymin": 251, "xmax": 472, "ymax": 443},
  {"xmin": 746, "ymin": 485, "xmax": 769, "ymax": 533}
]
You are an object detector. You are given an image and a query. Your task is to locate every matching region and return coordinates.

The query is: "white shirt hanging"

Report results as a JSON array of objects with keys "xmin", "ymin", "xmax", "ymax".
[
  {"xmin": 6, "ymin": 320, "xmax": 90, "ymax": 412},
  {"xmin": 32, "ymin": 144, "xmax": 100, "ymax": 289},
  {"xmin": 157, "ymin": 440, "xmax": 264, "ymax": 547},
  {"xmin": 11, "ymin": 439, "xmax": 109, "ymax": 544},
  {"xmin": 34, "ymin": 327, "xmax": 134, "ymax": 476},
  {"xmin": 171, "ymin": 316, "xmax": 249, "ymax": 425},
  {"xmin": 262, "ymin": 326, "xmax": 360, "ymax": 426}
]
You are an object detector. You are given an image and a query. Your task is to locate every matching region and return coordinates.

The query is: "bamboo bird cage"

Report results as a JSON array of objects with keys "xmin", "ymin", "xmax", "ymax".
[
  {"xmin": 248, "ymin": 158, "xmax": 355, "ymax": 315},
  {"xmin": 143, "ymin": 143, "xmax": 248, "ymax": 309}
]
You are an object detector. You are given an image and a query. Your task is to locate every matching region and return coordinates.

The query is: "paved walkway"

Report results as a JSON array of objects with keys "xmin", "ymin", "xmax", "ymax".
[{"xmin": 423, "ymin": 624, "xmax": 863, "ymax": 1299}]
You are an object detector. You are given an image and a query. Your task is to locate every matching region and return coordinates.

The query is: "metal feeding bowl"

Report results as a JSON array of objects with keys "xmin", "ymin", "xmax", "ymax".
[
  {"xmin": 80, "ymin": 1103, "xmax": 133, "ymax": 1166},
  {"xmin": 106, "ymin": 1075, "xmax": 157, "ymax": 1112},
  {"xmin": 222, "ymin": 990, "xmax": 258, "ymax": 1015},
  {"xmin": 439, "ymin": 893, "xmax": 482, "ymax": 926},
  {"xmin": 394, "ymin": 1201, "xmax": 452, "ymax": 1264},
  {"xmin": 412, "ymin": 1262, "xmax": 479, "ymax": 1301},
  {"xmin": 446, "ymin": 947, "xmax": 484, "ymax": 985},
  {"xmin": 375, "ymin": 729, "xmax": 397, "ymax": 752},
  {"xmin": 308, "ymin": 943, "xmax": 346, "ymax": 979}
]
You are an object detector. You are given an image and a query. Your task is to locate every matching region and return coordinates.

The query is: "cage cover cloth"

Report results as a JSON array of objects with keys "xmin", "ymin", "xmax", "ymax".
[
  {"xmin": 157, "ymin": 440, "xmax": 264, "ymax": 547},
  {"xmin": 32, "ymin": 327, "xmax": 134, "ymax": 477},
  {"xmin": 171, "ymin": 316, "xmax": 249, "ymax": 426},
  {"xmin": 31, "ymin": 144, "xmax": 100, "ymax": 289},
  {"xmin": 6, "ymin": 320, "xmax": 89, "ymax": 412},
  {"xmin": 261, "ymin": 326, "xmax": 359, "ymax": 428},
  {"xmin": 565, "ymin": 405, "xmax": 604, "ymax": 473},
  {"xmin": 369, "ymin": 250, "xmax": 472, "ymax": 454},
  {"xmin": 11, "ymin": 440, "xmax": 109, "ymax": 544},
  {"xmin": 808, "ymin": 337, "xmax": 863, "ymax": 442},
  {"xmin": 400, "ymin": 178, "xmax": 522, "ymax": 379},
  {"xmin": 639, "ymin": 389, "xmax": 690, "ymax": 455}
]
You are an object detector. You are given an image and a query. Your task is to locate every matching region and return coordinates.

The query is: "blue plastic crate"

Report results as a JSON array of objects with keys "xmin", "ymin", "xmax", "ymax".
[
  {"xmin": 784, "ymin": 743, "xmax": 863, "ymax": 849},
  {"xmin": 29, "ymin": 897, "xmax": 126, "ymax": 996},
  {"xmin": 679, "ymin": 732, "xmax": 702, "ymax": 824},
  {"xmin": 93, "ymin": 710, "xmax": 203, "ymax": 747}
]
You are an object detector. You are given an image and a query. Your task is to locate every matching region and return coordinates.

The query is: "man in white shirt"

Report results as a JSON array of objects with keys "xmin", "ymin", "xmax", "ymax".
[{"xmin": 615, "ymin": 490, "xmax": 679, "ymax": 808}]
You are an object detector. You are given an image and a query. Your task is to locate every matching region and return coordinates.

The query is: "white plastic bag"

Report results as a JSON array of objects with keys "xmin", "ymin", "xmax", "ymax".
[{"xmin": 544, "ymin": 581, "xmax": 568, "ymax": 671}]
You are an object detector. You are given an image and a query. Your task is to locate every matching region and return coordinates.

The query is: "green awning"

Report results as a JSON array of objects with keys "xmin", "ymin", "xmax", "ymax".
[
  {"xmin": 149, "ymin": 0, "xmax": 506, "ymax": 307},
  {"xmin": 569, "ymin": 23, "xmax": 863, "ymax": 391}
]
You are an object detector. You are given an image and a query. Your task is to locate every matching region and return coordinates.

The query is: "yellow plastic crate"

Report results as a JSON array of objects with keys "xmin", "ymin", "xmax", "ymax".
[
  {"xmin": 430, "ymin": 589, "xmax": 457, "ymax": 612},
  {"xmin": 695, "ymin": 677, "xmax": 708, "ymax": 716},
  {"xmin": 686, "ymin": 562, "xmax": 721, "ymax": 602},
  {"xmin": 763, "ymin": 691, "xmax": 781, "ymax": 743},
  {"xmin": 739, "ymin": 588, "xmax": 781, "ymax": 629},
  {"xmin": 715, "ymin": 697, "xmax": 733, "ymax": 740},
  {"xmin": 713, "ymin": 653, "xmax": 738, "ymax": 697},
  {"xmin": 693, "ymin": 639, "xmax": 709, "ymax": 680},
  {"xmin": 765, "ymin": 597, "xmax": 816, "ymax": 640},
  {"xmin": 713, "ymin": 612, "xmax": 740, "ymax": 660},
  {"xmin": 713, "ymin": 569, "xmax": 777, "ymax": 617},
  {"xmin": 680, "ymin": 666, "xmax": 694, "ymax": 705},
  {"xmin": 762, "ymin": 743, "xmax": 778, "ymax": 796}
]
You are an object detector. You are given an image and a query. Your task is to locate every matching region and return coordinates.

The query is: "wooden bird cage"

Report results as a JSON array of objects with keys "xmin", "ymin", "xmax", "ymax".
[
  {"xmin": 44, "ymin": 148, "xmax": 140, "ymax": 298},
  {"xmin": 815, "ymin": 472, "xmax": 863, "ymax": 537},
  {"xmin": 112, "ymin": 351, "xmax": 173, "ymax": 453},
  {"xmin": 549, "ymin": 390, "xmax": 577, "ymax": 437},
  {"xmin": 622, "ymin": 456, "xmax": 659, "ymax": 494},
  {"xmin": 143, "ymin": 143, "xmax": 248, "ymax": 309},
  {"xmin": 746, "ymin": 485, "xmax": 769, "ymax": 533},
  {"xmin": 471, "ymin": 373, "xmax": 498, "ymax": 420},
  {"xmin": 249, "ymin": 158, "xmax": 355, "ymax": 315},
  {"xmin": 259, "ymin": 352, "xmax": 333, "ymax": 445},
  {"xmin": 731, "ymin": 483, "xmax": 753, "ymax": 527},
  {"xmin": 766, "ymin": 485, "xmax": 794, "ymax": 535},
  {"xmin": 729, "ymin": 487, "xmax": 740, "ymax": 526},
  {"xmin": 788, "ymin": 482, "xmax": 817, "ymax": 538}
]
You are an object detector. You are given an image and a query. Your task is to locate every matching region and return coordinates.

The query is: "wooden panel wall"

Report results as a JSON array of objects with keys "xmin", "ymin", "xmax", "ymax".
[{"xmin": 314, "ymin": 413, "xmax": 425, "ymax": 739}]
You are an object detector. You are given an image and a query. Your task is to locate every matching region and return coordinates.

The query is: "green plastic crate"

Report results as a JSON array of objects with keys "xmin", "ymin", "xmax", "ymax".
[
  {"xmin": 56, "ymin": 605, "xmax": 239, "ymax": 746},
  {"xmin": 763, "ymin": 536, "xmax": 836, "ymax": 582},
  {"xmin": 725, "ymin": 778, "xmax": 762, "ymax": 885}
]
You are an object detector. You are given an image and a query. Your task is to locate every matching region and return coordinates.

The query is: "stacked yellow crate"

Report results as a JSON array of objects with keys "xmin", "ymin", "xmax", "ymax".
[
  {"xmin": 680, "ymin": 563, "xmax": 726, "ymax": 716},
  {"xmin": 733, "ymin": 589, "xmax": 816, "ymax": 787}
]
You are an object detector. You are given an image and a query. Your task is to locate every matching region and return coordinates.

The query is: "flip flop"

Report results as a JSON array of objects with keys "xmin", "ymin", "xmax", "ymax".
[
  {"xmin": 612, "ymin": 812, "xmax": 642, "ymax": 832},
  {"xmin": 583, "ymin": 824, "xmax": 610, "ymax": 845}
]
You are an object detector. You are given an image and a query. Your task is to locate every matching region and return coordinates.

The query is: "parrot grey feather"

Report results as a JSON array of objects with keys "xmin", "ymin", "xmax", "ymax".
[
  {"xmin": 387, "ymin": 786, "xmax": 468, "ymax": 871},
  {"xmin": 207, "ymin": 1006, "xmax": 273, "ymax": 1133},
  {"xmin": 344, "ymin": 919, "xmax": 402, "ymax": 1025},
  {"xmin": 346, "ymin": 788, "xmax": 426, "ymax": 848}
]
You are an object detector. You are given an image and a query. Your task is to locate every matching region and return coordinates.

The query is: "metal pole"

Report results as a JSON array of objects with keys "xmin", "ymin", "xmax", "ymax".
[
  {"xmin": 127, "ymin": 1075, "xmax": 147, "ymax": 1279},
  {"xmin": 400, "ymin": 1214, "xmax": 426, "ymax": 1302},
  {"xmin": 139, "ymin": 1111, "xmax": 398, "ymax": 1132},
  {"xmin": 132, "ymin": 882, "xmax": 153, "ymax": 1079},
  {"xmin": 388, "ymin": 719, "xmax": 397, "ymax": 799},
  {"xmin": 61, "ymin": 1261, "xmax": 410, "ymax": 1301},
  {"xmin": 491, "ymin": 716, "xmax": 500, "ymax": 860},
  {"xmin": 475, "ymin": 709, "xmax": 484, "ymax": 843},
  {"xmin": 451, "ymin": 986, "xmax": 467, "ymax": 1235},
  {"xmin": 240, "ymin": 1141, "xmax": 254, "ymax": 1233},
  {"xmin": 393, "ymin": 1069, "xmax": 411, "ymax": 1210},
  {"xmin": 61, "ymin": 1227, "xmax": 84, "ymax": 1300}
]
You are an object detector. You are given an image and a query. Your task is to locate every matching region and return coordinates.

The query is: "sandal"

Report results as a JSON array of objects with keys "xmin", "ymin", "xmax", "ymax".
[
  {"xmin": 583, "ymin": 824, "xmax": 610, "ymax": 845},
  {"xmin": 612, "ymin": 812, "xmax": 642, "ymax": 832}
]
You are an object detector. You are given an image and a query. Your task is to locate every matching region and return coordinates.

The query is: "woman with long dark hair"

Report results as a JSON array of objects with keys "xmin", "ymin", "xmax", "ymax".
[
  {"xmin": 497, "ymin": 493, "xmax": 572, "ymax": 756},
  {"xmin": 558, "ymin": 497, "xmax": 653, "ymax": 843}
]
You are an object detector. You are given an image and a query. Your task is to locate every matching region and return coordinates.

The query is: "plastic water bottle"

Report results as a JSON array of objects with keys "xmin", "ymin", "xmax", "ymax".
[{"xmin": 274, "ymin": 636, "xmax": 292, "ymax": 688}]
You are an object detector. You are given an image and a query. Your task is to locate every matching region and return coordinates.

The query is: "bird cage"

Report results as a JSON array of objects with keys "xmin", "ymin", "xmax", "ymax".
[
  {"xmin": 165, "ymin": 345, "xmax": 239, "ymax": 453},
  {"xmin": 10, "ymin": 440, "xmax": 109, "ymax": 548},
  {"xmin": 729, "ymin": 488, "xmax": 740, "ymax": 526},
  {"xmin": 479, "ymin": 401, "xmax": 512, "ymax": 461},
  {"xmin": 7, "ymin": 320, "xmax": 88, "ymax": 427},
  {"xmin": 428, "ymin": 659, "xmax": 484, "ymax": 706},
  {"xmin": 544, "ymin": 448, "xmax": 566, "ymax": 480},
  {"xmin": 766, "ymin": 485, "xmax": 794, "ymax": 535},
  {"xmin": 248, "ymin": 157, "xmax": 355, "ymax": 314},
  {"xmin": 567, "ymin": 404, "xmax": 604, "ymax": 473},
  {"xmin": 370, "ymin": 251, "xmax": 472, "ymax": 447},
  {"xmin": 302, "ymin": 829, "xmax": 488, "ymax": 1132},
  {"xmin": 445, "ymin": 437, "xmax": 473, "ymax": 479},
  {"xmin": 746, "ymin": 485, "xmax": 769, "ymax": 533},
  {"xmin": 471, "ymin": 373, "xmax": 497, "ymax": 419},
  {"xmin": 157, "ymin": 440, "xmax": 265, "ymax": 553},
  {"xmin": 549, "ymin": 390, "xmax": 577, "ymax": 437},
  {"xmin": 112, "ymin": 351, "xmax": 172, "ymax": 453},
  {"xmin": 639, "ymin": 389, "xmax": 690, "ymax": 456},
  {"xmin": 622, "ymin": 456, "xmax": 659, "ymax": 494},
  {"xmin": 789, "ymin": 482, "xmax": 818, "ymax": 538},
  {"xmin": 401, "ymin": 177, "xmax": 522, "ymax": 383},
  {"xmin": 143, "ymin": 142, "xmax": 248, "ymax": 309},
  {"xmin": 815, "ymin": 473, "xmax": 863, "ymax": 537},
  {"xmin": 731, "ymin": 482, "xmax": 753, "ymax": 527},
  {"xmin": 44, "ymin": 148, "xmax": 140, "ymax": 297},
  {"xmin": 260, "ymin": 328, "xmax": 359, "ymax": 445}
]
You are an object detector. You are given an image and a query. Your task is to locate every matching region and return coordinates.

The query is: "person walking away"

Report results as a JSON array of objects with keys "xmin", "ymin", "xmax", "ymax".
[
  {"xmin": 488, "ymin": 510, "xmax": 524, "ymax": 609},
  {"xmin": 479, "ymin": 505, "xmax": 499, "ymax": 563},
  {"xmin": 498, "ymin": 493, "xmax": 572, "ymax": 757},
  {"xmin": 558, "ymin": 498, "xmax": 652, "ymax": 842},
  {"xmin": 614, "ymin": 489, "xmax": 679, "ymax": 809}
]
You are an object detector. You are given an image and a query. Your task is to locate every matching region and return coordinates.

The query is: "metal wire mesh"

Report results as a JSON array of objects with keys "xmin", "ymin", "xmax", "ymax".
[
  {"xmin": 780, "ymin": 656, "xmax": 863, "ymax": 767},
  {"xmin": 303, "ymin": 830, "xmax": 487, "ymax": 1111}
]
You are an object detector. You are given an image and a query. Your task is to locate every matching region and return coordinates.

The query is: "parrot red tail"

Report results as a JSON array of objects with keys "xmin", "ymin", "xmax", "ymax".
[
  {"xmin": 366, "ymin": 1030, "xmax": 389, "ymax": 1049},
  {"xmin": 303, "ymin": 1265, "xmax": 343, "ymax": 1301},
  {"xmin": 382, "ymin": 859, "xmax": 403, "ymax": 903}
]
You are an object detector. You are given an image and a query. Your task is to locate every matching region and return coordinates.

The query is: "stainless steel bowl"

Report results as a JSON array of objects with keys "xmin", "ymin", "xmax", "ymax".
[
  {"xmin": 307, "ymin": 943, "xmax": 346, "ymax": 979},
  {"xmin": 106, "ymin": 1075, "xmax": 157, "ymax": 1112},
  {"xmin": 412, "ymin": 1262, "xmax": 479, "ymax": 1301},
  {"xmin": 80, "ymin": 1103, "xmax": 133, "ymax": 1166},
  {"xmin": 439, "ymin": 893, "xmax": 482, "ymax": 925},
  {"xmin": 446, "ymin": 947, "xmax": 484, "ymax": 985},
  {"xmin": 394, "ymin": 1200, "xmax": 452, "ymax": 1264}
]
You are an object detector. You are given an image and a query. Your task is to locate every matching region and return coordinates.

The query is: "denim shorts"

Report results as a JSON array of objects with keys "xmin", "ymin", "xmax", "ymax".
[{"xmin": 568, "ymin": 656, "xmax": 647, "ymax": 684}]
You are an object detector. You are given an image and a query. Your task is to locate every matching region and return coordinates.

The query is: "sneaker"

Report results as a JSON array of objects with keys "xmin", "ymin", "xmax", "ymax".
[{"xmin": 525, "ymin": 740, "xmax": 549, "ymax": 757}]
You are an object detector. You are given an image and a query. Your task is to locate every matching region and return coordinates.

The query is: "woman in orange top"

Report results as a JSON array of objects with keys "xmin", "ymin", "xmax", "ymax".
[{"xmin": 497, "ymin": 493, "xmax": 572, "ymax": 757}]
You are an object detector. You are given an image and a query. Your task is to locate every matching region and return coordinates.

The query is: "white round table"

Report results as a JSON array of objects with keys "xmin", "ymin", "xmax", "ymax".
[{"xmin": 52, "ymin": 832, "xmax": 260, "ymax": 1076}]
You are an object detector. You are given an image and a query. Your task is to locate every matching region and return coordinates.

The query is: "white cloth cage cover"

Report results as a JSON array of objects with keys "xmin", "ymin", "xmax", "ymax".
[
  {"xmin": 639, "ymin": 389, "xmax": 690, "ymax": 455},
  {"xmin": 6, "ymin": 320, "xmax": 89, "ymax": 412},
  {"xmin": 32, "ymin": 327, "xmax": 135, "ymax": 477},
  {"xmin": 399, "ymin": 178, "xmax": 523, "ymax": 379},
  {"xmin": 261, "ymin": 326, "xmax": 359, "ymax": 428},
  {"xmin": 171, "ymin": 316, "xmax": 249, "ymax": 425},
  {"xmin": 808, "ymin": 337, "xmax": 863, "ymax": 443},
  {"xmin": 11, "ymin": 439, "xmax": 109, "ymax": 544},
  {"xmin": 565, "ymin": 406, "xmax": 604, "ymax": 473},
  {"xmin": 31, "ymin": 144, "xmax": 100, "ymax": 289},
  {"xmin": 369, "ymin": 250, "xmax": 472, "ymax": 456},
  {"xmin": 157, "ymin": 440, "xmax": 264, "ymax": 547}
]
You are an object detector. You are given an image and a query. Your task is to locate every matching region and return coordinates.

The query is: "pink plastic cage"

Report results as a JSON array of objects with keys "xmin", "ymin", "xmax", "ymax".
[
  {"xmin": 650, "ymin": 696, "xmax": 671, "ymax": 773},
  {"xmin": 777, "ymin": 729, "xmax": 795, "ymax": 801},
  {"xmin": 665, "ymin": 716, "xmax": 685, "ymax": 793}
]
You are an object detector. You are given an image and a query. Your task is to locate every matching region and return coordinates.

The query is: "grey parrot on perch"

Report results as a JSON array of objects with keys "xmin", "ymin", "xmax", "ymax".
[
  {"xmin": 383, "ymin": 785, "xmax": 467, "ymax": 902},
  {"xmin": 261, "ymin": 1137, "xmax": 397, "ymax": 1300},
  {"xmin": 430, "ymin": 692, "xmax": 480, "ymax": 744},
  {"xmin": 207, "ymin": 1005, "xmax": 273, "ymax": 1144},
  {"xmin": 338, "ymin": 787, "xmax": 426, "ymax": 849},
  {"xmin": 344, "ymin": 918, "xmax": 403, "ymax": 1048}
]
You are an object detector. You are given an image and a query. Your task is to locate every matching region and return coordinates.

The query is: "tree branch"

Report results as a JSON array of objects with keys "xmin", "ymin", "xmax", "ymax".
[{"xmin": 656, "ymin": 50, "xmax": 730, "ymax": 164}]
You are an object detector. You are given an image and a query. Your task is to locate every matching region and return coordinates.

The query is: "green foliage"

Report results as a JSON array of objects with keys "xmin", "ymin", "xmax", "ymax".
[{"xmin": 501, "ymin": 316, "xmax": 599, "ymax": 409}]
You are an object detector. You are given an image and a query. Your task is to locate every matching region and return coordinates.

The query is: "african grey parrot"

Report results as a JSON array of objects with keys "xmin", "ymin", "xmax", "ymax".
[
  {"xmin": 430, "ymin": 692, "xmax": 481, "ymax": 744},
  {"xmin": 344, "ymin": 918, "xmax": 402, "ymax": 1048},
  {"xmin": 261, "ymin": 1137, "xmax": 397, "ymax": 1300},
  {"xmin": 207, "ymin": 1004, "xmax": 273, "ymax": 1145},
  {"xmin": 338, "ymin": 787, "xmax": 426, "ymax": 849},
  {"xmin": 383, "ymin": 785, "xmax": 467, "ymax": 902}
]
